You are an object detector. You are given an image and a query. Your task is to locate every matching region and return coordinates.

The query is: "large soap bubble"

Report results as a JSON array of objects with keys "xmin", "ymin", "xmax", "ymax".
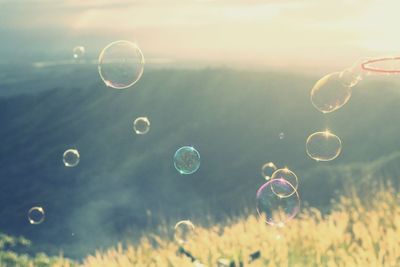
[
  {"xmin": 256, "ymin": 179, "xmax": 300, "ymax": 227},
  {"xmin": 174, "ymin": 146, "xmax": 201, "ymax": 175},
  {"xmin": 306, "ymin": 130, "xmax": 342, "ymax": 161},
  {"xmin": 311, "ymin": 72, "xmax": 352, "ymax": 113},
  {"xmin": 98, "ymin": 40, "xmax": 144, "ymax": 89},
  {"xmin": 271, "ymin": 168, "xmax": 298, "ymax": 197}
]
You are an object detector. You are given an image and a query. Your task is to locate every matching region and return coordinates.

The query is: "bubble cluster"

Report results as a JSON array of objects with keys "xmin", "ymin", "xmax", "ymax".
[
  {"xmin": 174, "ymin": 146, "xmax": 201, "ymax": 174},
  {"xmin": 73, "ymin": 46, "xmax": 85, "ymax": 59},
  {"xmin": 133, "ymin": 117, "xmax": 150, "ymax": 135},
  {"xmin": 271, "ymin": 168, "xmax": 298, "ymax": 197},
  {"xmin": 98, "ymin": 40, "xmax": 144, "ymax": 89},
  {"xmin": 174, "ymin": 220, "xmax": 195, "ymax": 245},
  {"xmin": 256, "ymin": 179, "xmax": 300, "ymax": 226},
  {"xmin": 63, "ymin": 149, "xmax": 80, "ymax": 167},
  {"xmin": 28, "ymin": 206, "xmax": 45, "ymax": 225},
  {"xmin": 306, "ymin": 131, "xmax": 342, "ymax": 161},
  {"xmin": 261, "ymin": 162, "xmax": 277, "ymax": 180}
]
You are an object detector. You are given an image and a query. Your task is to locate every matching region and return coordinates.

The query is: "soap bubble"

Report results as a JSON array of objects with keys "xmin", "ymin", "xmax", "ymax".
[
  {"xmin": 271, "ymin": 168, "xmax": 298, "ymax": 197},
  {"xmin": 306, "ymin": 130, "xmax": 342, "ymax": 161},
  {"xmin": 311, "ymin": 72, "xmax": 352, "ymax": 113},
  {"xmin": 28, "ymin": 207, "xmax": 45, "ymax": 225},
  {"xmin": 133, "ymin": 117, "xmax": 150, "ymax": 135},
  {"xmin": 261, "ymin": 162, "xmax": 277, "ymax": 180},
  {"xmin": 256, "ymin": 179, "xmax": 300, "ymax": 226},
  {"xmin": 63, "ymin": 149, "xmax": 80, "ymax": 167},
  {"xmin": 73, "ymin": 46, "xmax": 85, "ymax": 59},
  {"xmin": 174, "ymin": 220, "xmax": 195, "ymax": 245},
  {"xmin": 174, "ymin": 146, "xmax": 200, "ymax": 174},
  {"xmin": 98, "ymin": 40, "xmax": 144, "ymax": 89}
]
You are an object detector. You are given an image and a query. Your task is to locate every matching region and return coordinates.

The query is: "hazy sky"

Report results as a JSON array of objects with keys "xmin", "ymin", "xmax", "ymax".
[{"xmin": 1, "ymin": 0, "xmax": 400, "ymax": 71}]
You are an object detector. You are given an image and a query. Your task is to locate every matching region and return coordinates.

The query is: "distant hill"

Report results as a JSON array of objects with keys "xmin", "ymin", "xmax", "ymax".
[{"xmin": 0, "ymin": 66, "xmax": 399, "ymax": 258}]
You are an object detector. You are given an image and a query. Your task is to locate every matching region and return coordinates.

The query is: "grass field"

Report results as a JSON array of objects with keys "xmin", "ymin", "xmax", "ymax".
[{"xmin": 3, "ymin": 185, "xmax": 397, "ymax": 267}]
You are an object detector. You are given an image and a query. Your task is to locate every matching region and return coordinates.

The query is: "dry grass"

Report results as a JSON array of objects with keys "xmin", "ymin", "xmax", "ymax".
[{"xmin": 58, "ymin": 188, "xmax": 400, "ymax": 267}]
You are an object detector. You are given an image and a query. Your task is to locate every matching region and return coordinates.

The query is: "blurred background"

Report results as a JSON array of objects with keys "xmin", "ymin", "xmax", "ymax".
[{"xmin": 0, "ymin": 0, "xmax": 399, "ymax": 260}]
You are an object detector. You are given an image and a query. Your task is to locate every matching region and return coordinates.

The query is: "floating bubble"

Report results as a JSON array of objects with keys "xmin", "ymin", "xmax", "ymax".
[
  {"xmin": 98, "ymin": 40, "xmax": 144, "ymax": 89},
  {"xmin": 279, "ymin": 132, "xmax": 285, "ymax": 140},
  {"xmin": 28, "ymin": 206, "xmax": 45, "ymax": 225},
  {"xmin": 306, "ymin": 130, "xmax": 342, "ymax": 161},
  {"xmin": 261, "ymin": 162, "xmax": 277, "ymax": 180},
  {"xmin": 271, "ymin": 168, "xmax": 298, "ymax": 197},
  {"xmin": 174, "ymin": 146, "xmax": 200, "ymax": 174},
  {"xmin": 310, "ymin": 72, "xmax": 352, "ymax": 113},
  {"xmin": 174, "ymin": 220, "xmax": 195, "ymax": 245},
  {"xmin": 256, "ymin": 179, "xmax": 300, "ymax": 226},
  {"xmin": 63, "ymin": 149, "xmax": 80, "ymax": 167},
  {"xmin": 73, "ymin": 46, "xmax": 85, "ymax": 59},
  {"xmin": 133, "ymin": 117, "xmax": 150, "ymax": 135}
]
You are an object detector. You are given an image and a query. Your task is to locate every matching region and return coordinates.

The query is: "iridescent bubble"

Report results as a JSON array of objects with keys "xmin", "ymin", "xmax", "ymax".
[
  {"xmin": 174, "ymin": 146, "xmax": 200, "ymax": 175},
  {"xmin": 63, "ymin": 149, "xmax": 80, "ymax": 167},
  {"xmin": 271, "ymin": 168, "xmax": 298, "ymax": 197},
  {"xmin": 73, "ymin": 46, "xmax": 85, "ymax": 59},
  {"xmin": 310, "ymin": 72, "xmax": 352, "ymax": 113},
  {"xmin": 306, "ymin": 130, "xmax": 342, "ymax": 161},
  {"xmin": 133, "ymin": 117, "xmax": 150, "ymax": 135},
  {"xmin": 256, "ymin": 179, "xmax": 300, "ymax": 226},
  {"xmin": 28, "ymin": 206, "xmax": 45, "ymax": 225},
  {"xmin": 261, "ymin": 162, "xmax": 277, "ymax": 180},
  {"xmin": 98, "ymin": 40, "xmax": 144, "ymax": 89},
  {"xmin": 174, "ymin": 220, "xmax": 195, "ymax": 245}
]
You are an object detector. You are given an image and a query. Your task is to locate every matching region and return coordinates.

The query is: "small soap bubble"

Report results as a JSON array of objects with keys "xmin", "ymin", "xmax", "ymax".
[
  {"xmin": 256, "ymin": 179, "xmax": 300, "ymax": 226},
  {"xmin": 73, "ymin": 46, "xmax": 85, "ymax": 59},
  {"xmin": 174, "ymin": 146, "xmax": 201, "ymax": 174},
  {"xmin": 133, "ymin": 117, "xmax": 150, "ymax": 135},
  {"xmin": 174, "ymin": 220, "xmax": 195, "ymax": 245},
  {"xmin": 28, "ymin": 207, "xmax": 45, "ymax": 225},
  {"xmin": 98, "ymin": 40, "xmax": 144, "ymax": 89},
  {"xmin": 261, "ymin": 162, "xmax": 277, "ymax": 180},
  {"xmin": 63, "ymin": 149, "xmax": 80, "ymax": 167},
  {"xmin": 311, "ymin": 72, "xmax": 352, "ymax": 113},
  {"xmin": 306, "ymin": 130, "xmax": 342, "ymax": 161},
  {"xmin": 271, "ymin": 168, "xmax": 299, "ymax": 197}
]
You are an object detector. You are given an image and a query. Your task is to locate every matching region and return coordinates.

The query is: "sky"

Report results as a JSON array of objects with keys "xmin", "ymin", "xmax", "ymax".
[{"xmin": 1, "ymin": 0, "xmax": 400, "ymax": 71}]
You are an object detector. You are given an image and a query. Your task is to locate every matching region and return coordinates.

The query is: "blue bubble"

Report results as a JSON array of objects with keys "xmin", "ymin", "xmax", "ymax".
[{"xmin": 174, "ymin": 146, "xmax": 200, "ymax": 174}]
